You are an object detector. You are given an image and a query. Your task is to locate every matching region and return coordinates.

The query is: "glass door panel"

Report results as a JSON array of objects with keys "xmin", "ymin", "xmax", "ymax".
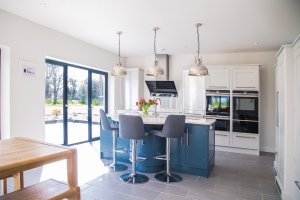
[
  {"xmin": 91, "ymin": 73, "xmax": 105, "ymax": 138},
  {"xmin": 45, "ymin": 63, "xmax": 64, "ymax": 145},
  {"xmin": 67, "ymin": 67, "xmax": 89, "ymax": 144}
]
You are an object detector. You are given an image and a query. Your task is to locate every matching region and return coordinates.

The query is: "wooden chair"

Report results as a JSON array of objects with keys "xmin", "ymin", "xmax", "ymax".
[
  {"xmin": 0, "ymin": 179, "xmax": 80, "ymax": 200},
  {"xmin": 1, "ymin": 172, "xmax": 24, "ymax": 195}
]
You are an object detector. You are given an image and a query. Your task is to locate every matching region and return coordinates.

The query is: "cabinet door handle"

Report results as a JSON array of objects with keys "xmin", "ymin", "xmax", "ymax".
[
  {"xmin": 209, "ymin": 86, "xmax": 227, "ymax": 88},
  {"xmin": 295, "ymin": 181, "xmax": 300, "ymax": 190},
  {"xmin": 236, "ymin": 135, "xmax": 256, "ymax": 139},
  {"xmin": 276, "ymin": 91, "xmax": 279, "ymax": 127},
  {"xmin": 186, "ymin": 127, "xmax": 189, "ymax": 146},
  {"xmin": 180, "ymin": 137, "xmax": 183, "ymax": 147},
  {"xmin": 217, "ymin": 134, "xmax": 228, "ymax": 136},
  {"xmin": 236, "ymin": 86, "xmax": 256, "ymax": 88}
]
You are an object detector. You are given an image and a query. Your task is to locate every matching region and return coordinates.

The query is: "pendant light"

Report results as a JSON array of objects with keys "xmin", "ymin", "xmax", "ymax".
[
  {"xmin": 146, "ymin": 27, "xmax": 164, "ymax": 76},
  {"xmin": 112, "ymin": 31, "xmax": 127, "ymax": 76},
  {"xmin": 188, "ymin": 23, "xmax": 208, "ymax": 76}
]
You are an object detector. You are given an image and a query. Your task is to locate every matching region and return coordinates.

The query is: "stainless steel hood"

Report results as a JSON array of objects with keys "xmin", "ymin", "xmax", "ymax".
[{"xmin": 145, "ymin": 81, "xmax": 177, "ymax": 97}]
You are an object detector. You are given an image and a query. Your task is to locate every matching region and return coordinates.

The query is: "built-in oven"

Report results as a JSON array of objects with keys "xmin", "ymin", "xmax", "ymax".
[
  {"xmin": 206, "ymin": 90, "xmax": 230, "ymax": 117},
  {"xmin": 214, "ymin": 118, "xmax": 230, "ymax": 131},
  {"xmin": 232, "ymin": 91, "xmax": 259, "ymax": 134}
]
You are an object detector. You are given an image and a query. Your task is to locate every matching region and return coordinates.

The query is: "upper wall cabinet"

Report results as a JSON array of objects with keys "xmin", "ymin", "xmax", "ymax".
[
  {"xmin": 206, "ymin": 66, "xmax": 230, "ymax": 89},
  {"xmin": 232, "ymin": 66, "xmax": 260, "ymax": 90}
]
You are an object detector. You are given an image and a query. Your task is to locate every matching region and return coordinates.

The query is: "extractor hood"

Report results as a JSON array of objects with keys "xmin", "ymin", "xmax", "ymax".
[{"xmin": 145, "ymin": 81, "xmax": 178, "ymax": 97}]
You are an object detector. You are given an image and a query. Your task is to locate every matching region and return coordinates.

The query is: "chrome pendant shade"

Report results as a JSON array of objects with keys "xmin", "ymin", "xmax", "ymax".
[
  {"xmin": 112, "ymin": 31, "xmax": 127, "ymax": 76},
  {"xmin": 146, "ymin": 27, "xmax": 164, "ymax": 76},
  {"xmin": 188, "ymin": 23, "xmax": 208, "ymax": 76}
]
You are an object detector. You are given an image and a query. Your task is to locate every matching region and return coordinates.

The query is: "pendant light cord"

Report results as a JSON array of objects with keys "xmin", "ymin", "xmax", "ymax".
[
  {"xmin": 154, "ymin": 28, "xmax": 157, "ymax": 61},
  {"xmin": 118, "ymin": 32, "xmax": 121, "ymax": 65},
  {"xmin": 197, "ymin": 24, "xmax": 200, "ymax": 60}
]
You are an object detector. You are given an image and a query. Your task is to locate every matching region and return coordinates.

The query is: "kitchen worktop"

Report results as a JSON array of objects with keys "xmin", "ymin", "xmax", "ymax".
[{"xmin": 109, "ymin": 113, "xmax": 216, "ymax": 126}]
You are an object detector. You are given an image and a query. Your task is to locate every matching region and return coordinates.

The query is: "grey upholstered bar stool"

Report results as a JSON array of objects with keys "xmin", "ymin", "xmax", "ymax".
[
  {"xmin": 119, "ymin": 114, "xmax": 149, "ymax": 184},
  {"xmin": 153, "ymin": 115, "xmax": 186, "ymax": 183},
  {"xmin": 100, "ymin": 109, "xmax": 127, "ymax": 172}
]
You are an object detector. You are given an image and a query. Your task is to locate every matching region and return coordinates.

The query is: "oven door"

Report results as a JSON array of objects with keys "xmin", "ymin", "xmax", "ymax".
[
  {"xmin": 206, "ymin": 96, "xmax": 220, "ymax": 116},
  {"xmin": 233, "ymin": 120, "xmax": 259, "ymax": 134},
  {"xmin": 215, "ymin": 119, "xmax": 230, "ymax": 131},
  {"xmin": 206, "ymin": 95, "xmax": 230, "ymax": 116},
  {"xmin": 233, "ymin": 96, "xmax": 258, "ymax": 121}
]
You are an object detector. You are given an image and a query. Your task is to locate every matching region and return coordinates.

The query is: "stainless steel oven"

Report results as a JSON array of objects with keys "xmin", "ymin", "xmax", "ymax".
[
  {"xmin": 232, "ymin": 91, "xmax": 259, "ymax": 134},
  {"xmin": 206, "ymin": 90, "xmax": 230, "ymax": 117}
]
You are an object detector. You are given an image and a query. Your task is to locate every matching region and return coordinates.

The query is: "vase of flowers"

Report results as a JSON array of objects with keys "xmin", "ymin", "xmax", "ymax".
[{"xmin": 136, "ymin": 98, "xmax": 157, "ymax": 116}]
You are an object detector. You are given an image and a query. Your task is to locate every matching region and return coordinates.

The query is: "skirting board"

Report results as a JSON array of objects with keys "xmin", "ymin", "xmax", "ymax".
[
  {"xmin": 216, "ymin": 146, "xmax": 259, "ymax": 155},
  {"xmin": 276, "ymin": 176, "xmax": 296, "ymax": 200},
  {"xmin": 260, "ymin": 146, "xmax": 276, "ymax": 153}
]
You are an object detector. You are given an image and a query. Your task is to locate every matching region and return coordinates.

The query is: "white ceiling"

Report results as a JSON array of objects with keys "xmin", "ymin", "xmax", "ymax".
[{"xmin": 0, "ymin": 0, "xmax": 300, "ymax": 56}]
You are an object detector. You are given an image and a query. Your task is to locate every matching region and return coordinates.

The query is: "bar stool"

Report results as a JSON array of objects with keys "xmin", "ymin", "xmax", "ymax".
[
  {"xmin": 153, "ymin": 115, "xmax": 186, "ymax": 183},
  {"xmin": 100, "ymin": 109, "xmax": 127, "ymax": 172},
  {"xmin": 119, "ymin": 114, "xmax": 149, "ymax": 184}
]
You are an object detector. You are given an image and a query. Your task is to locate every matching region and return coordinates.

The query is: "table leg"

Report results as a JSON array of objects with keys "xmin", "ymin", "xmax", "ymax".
[
  {"xmin": 1, "ymin": 178, "xmax": 8, "ymax": 194},
  {"xmin": 13, "ymin": 172, "xmax": 24, "ymax": 190},
  {"xmin": 67, "ymin": 148, "xmax": 78, "ymax": 187}
]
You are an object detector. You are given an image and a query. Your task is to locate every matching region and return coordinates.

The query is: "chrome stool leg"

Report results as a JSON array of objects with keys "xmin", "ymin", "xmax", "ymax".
[
  {"xmin": 155, "ymin": 138, "xmax": 182, "ymax": 183},
  {"xmin": 108, "ymin": 130, "xmax": 127, "ymax": 172},
  {"xmin": 120, "ymin": 140, "xmax": 149, "ymax": 184}
]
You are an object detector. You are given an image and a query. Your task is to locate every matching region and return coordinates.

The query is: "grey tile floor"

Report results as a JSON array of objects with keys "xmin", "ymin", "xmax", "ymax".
[
  {"xmin": 81, "ymin": 152, "xmax": 280, "ymax": 200},
  {"xmin": 0, "ymin": 142, "xmax": 280, "ymax": 200}
]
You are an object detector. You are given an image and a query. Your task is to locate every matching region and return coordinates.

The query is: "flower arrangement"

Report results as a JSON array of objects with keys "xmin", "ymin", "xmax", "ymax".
[{"xmin": 136, "ymin": 98, "xmax": 158, "ymax": 116}]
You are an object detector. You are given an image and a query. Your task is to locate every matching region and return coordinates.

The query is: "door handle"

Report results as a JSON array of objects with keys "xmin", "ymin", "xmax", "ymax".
[
  {"xmin": 186, "ymin": 127, "xmax": 189, "ymax": 146},
  {"xmin": 276, "ymin": 91, "xmax": 279, "ymax": 127}
]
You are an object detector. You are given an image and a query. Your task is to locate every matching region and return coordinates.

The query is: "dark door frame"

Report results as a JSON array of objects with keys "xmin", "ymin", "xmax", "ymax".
[{"xmin": 45, "ymin": 59, "xmax": 108, "ymax": 146}]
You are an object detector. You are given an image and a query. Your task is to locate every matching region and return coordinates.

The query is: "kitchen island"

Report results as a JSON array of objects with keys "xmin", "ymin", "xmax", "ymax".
[{"xmin": 100, "ymin": 114, "xmax": 215, "ymax": 177}]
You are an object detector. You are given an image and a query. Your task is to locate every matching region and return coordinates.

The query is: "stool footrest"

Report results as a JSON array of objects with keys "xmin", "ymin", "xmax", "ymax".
[
  {"xmin": 154, "ymin": 155, "xmax": 167, "ymax": 160},
  {"xmin": 114, "ymin": 147, "xmax": 128, "ymax": 153},
  {"xmin": 129, "ymin": 156, "xmax": 146, "ymax": 163}
]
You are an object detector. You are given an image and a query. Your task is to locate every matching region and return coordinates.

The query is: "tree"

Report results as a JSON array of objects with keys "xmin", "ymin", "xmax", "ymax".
[
  {"xmin": 46, "ymin": 64, "xmax": 63, "ymax": 104},
  {"xmin": 68, "ymin": 78, "xmax": 77, "ymax": 100},
  {"xmin": 78, "ymin": 79, "xmax": 88, "ymax": 104}
]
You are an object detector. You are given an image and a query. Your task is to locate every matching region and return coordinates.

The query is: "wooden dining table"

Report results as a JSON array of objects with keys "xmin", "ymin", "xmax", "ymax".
[{"xmin": 0, "ymin": 137, "xmax": 78, "ymax": 193}]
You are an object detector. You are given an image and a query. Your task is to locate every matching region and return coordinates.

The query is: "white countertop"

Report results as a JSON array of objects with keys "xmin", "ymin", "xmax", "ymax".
[{"xmin": 109, "ymin": 113, "xmax": 215, "ymax": 126}]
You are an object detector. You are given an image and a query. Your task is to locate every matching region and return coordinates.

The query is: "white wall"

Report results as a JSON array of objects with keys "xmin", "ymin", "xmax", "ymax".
[
  {"xmin": 0, "ymin": 10, "xmax": 117, "ymax": 141},
  {"xmin": 127, "ymin": 51, "xmax": 277, "ymax": 152}
]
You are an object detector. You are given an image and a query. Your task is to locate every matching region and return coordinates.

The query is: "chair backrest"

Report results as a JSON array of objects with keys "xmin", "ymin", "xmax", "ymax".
[
  {"xmin": 119, "ymin": 115, "xmax": 146, "ymax": 140},
  {"xmin": 162, "ymin": 115, "xmax": 186, "ymax": 138},
  {"xmin": 100, "ymin": 109, "xmax": 112, "ymax": 131}
]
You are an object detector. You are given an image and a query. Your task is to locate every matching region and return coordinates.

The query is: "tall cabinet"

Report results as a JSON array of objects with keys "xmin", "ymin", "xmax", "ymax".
[
  {"xmin": 205, "ymin": 65, "xmax": 260, "ymax": 155},
  {"xmin": 183, "ymin": 70, "xmax": 206, "ymax": 115},
  {"xmin": 112, "ymin": 68, "xmax": 144, "ymax": 112},
  {"xmin": 275, "ymin": 34, "xmax": 300, "ymax": 200}
]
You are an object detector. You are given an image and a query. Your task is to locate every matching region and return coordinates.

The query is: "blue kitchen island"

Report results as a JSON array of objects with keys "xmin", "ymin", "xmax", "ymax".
[{"xmin": 100, "ymin": 115, "xmax": 215, "ymax": 177}]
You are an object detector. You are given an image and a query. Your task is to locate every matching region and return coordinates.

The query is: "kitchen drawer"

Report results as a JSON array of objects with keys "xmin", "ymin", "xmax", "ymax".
[
  {"xmin": 231, "ymin": 132, "xmax": 259, "ymax": 150},
  {"xmin": 215, "ymin": 131, "xmax": 230, "ymax": 147}
]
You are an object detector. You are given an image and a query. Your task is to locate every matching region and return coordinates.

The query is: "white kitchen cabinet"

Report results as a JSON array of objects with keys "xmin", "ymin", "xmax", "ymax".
[
  {"xmin": 206, "ymin": 66, "xmax": 230, "ymax": 89},
  {"xmin": 231, "ymin": 132, "xmax": 259, "ymax": 150},
  {"xmin": 275, "ymin": 39, "xmax": 296, "ymax": 199},
  {"xmin": 183, "ymin": 70, "xmax": 206, "ymax": 115},
  {"xmin": 232, "ymin": 66, "xmax": 259, "ymax": 90},
  {"xmin": 113, "ymin": 68, "xmax": 144, "ymax": 111},
  {"xmin": 215, "ymin": 131, "xmax": 230, "ymax": 146},
  {"xmin": 292, "ymin": 36, "xmax": 300, "ymax": 199}
]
